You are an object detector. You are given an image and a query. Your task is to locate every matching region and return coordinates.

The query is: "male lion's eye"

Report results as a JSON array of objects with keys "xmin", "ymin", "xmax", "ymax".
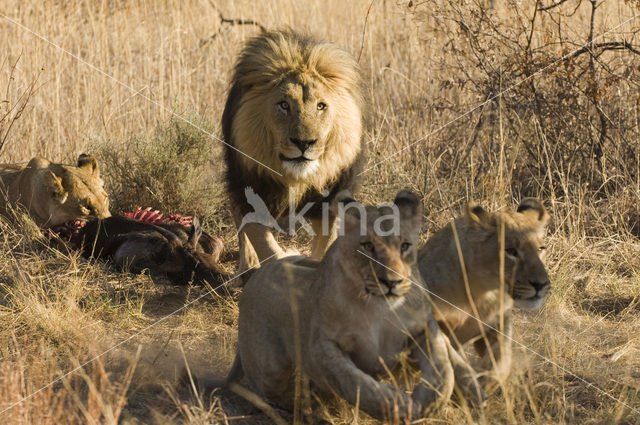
[
  {"xmin": 505, "ymin": 248, "xmax": 518, "ymax": 258},
  {"xmin": 317, "ymin": 102, "xmax": 327, "ymax": 111},
  {"xmin": 401, "ymin": 242, "xmax": 412, "ymax": 253},
  {"xmin": 361, "ymin": 242, "xmax": 375, "ymax": 253},
  {"xmin": 278, "ymin": 101, "xmax": 289, "ymax": 110}
]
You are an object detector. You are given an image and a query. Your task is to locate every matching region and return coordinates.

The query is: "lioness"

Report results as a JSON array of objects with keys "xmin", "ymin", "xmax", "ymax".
[
  {"xmin": 222, "ymin": 30, "xmax": 366, "ymax": 274},
  {"xmin": 0, "ymin": 154, "xmax": 110, "ymax": 226},
  {"xmin": 227, "ymin": 191, "xmax": 482, "ymax": 421},
  {"xmin": 418, "ymin": 199, "xmax": 551, "ymax": 383}
]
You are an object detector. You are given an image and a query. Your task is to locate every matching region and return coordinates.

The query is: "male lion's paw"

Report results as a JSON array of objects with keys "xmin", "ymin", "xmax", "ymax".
[{"xmin": 278, "ymin": 247, "xmax": 301, "ymax": 258}]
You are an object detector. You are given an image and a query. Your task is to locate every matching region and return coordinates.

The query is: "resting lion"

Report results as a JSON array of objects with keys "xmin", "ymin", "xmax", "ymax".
[
  {"xmin": 418, "ymin": 199, "xmax": 551, "ymax": 384},
  {"xmin": 222, "ymin": 30, "xmax": 366, "ymax": 274},
  {"xmin": 0, "ymin": 154, "xmax": 111, "ymax": 226},
  {"xmin": 226, "ymin": 191, "xmax": 483, "ymax": 421}
]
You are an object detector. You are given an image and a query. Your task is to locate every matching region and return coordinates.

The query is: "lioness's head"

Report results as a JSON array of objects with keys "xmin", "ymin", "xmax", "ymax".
[
  {"xmin": 465, "ymin": 198, "xmax": 551, "ymax": 310},
  {"xmin": 39, "ymin": 153, "xmax": 111, "ymax": 226},
  {"xmin": 336, "ymin": 190, "xmax": 422, "ymax": 304},
  {"xmin": 229, "ymin": 30, "xmax": 363, "ymax": 187}
]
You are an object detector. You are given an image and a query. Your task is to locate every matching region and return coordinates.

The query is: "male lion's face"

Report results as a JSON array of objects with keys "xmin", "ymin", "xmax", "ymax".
[{"xmin": 267, "ymin": 78, "xmax": 334, "ymax": 180}]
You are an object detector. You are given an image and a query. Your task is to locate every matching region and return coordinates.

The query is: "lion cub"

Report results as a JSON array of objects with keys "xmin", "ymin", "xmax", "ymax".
[
  {"xmin": 0, "ymin": 154, "xmax": 110, "ymax": 226},
  {"xmin": 227, "ymin": 191, "xmax": 482, "ymax": 421},
  {"xmin": 418, "ymin": 199, "xmax": 551, "ymax": 384}
]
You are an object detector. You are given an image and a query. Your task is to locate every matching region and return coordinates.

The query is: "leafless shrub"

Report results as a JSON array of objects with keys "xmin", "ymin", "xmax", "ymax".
[
  {"xmin": 92, "ymin": 114, "xmax": 228, "ymax": 230},
  {"xmin": 0, "ymin": 56, "xmax": 39, "ymax": 156},
  {"xmin": 407, "ymin": 0, "xmax": 640, "ymax": 236}
]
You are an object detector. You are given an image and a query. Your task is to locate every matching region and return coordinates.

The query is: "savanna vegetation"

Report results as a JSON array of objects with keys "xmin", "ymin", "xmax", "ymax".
[{"xmin": 0, "ymin": 0, "xmax": 639, "ymax": 423}]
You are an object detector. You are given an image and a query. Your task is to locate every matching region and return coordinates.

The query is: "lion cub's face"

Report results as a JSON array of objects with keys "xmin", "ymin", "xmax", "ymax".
[
  {"xmin": 338, "ymin": 191, "xmax": 422, "ymax": 304},
  {"xmin": 268, "ymin": 77, "xmax": 335, "ymax": 180},
  {"xmin": 44, "ymin": 154, "xmax": 111, "ymax": 225},
  {"xmin": 467, "ymin": 199, "xmax": 551, "ymax": 310}
]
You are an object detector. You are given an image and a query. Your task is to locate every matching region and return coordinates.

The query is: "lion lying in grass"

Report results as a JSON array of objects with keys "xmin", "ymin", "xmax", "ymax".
[
  {"xmin": 418, "ymin": 199, "xmax": 551, "ymax": 385},
  {"xmin": 226, "ymin": 191, "xmax": 483, "ymax": 421},
  {"xmin": 0, "ymin": 154, "xmax": 110, "ymax": 226}
]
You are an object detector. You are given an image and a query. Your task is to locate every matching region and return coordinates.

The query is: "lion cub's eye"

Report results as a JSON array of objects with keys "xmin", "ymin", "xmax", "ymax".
[
  {"xmin": 505, "ymin": 248, "xmax": 518, "ymax": 258},
  {"xmin": 277, "ymin": 101, "xmax": 289, "ymax": 110},
  {"xmin": 317, "ymin": 102, "xmax": 327, "ymax": 111},
  {"xmin": 538, "ymin": 246, "xmax": 546, "ymax": 253},
  {"xmin": 401, "ymin": 242, "xmax": 412, "ymax": 253},
  {"xmin": 361, "ymin": 242, "xmax": 375, "ymax": 253}
]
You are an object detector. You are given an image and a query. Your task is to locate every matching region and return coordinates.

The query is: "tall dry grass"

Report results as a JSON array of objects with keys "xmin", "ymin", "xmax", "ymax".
[{"xmin": 0, "ymin": 0, "xmax": 639, "ymax": 423}]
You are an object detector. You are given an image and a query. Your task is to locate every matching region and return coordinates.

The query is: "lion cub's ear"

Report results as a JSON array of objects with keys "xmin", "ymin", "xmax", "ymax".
[
  {"xmin": 517, "ymin": 198, "xmax": 550, "ymax": 233},
  {"xmin": 393, "ymin": 190, "xmax": 423, "ymax": 231},
  {"xmin": 44, "ymin": 171, "xmax": 68, "ymax": 204},
  {"xmin": 26, "ymin": 157, "xmax": 50, "ymax": 169},
  {"xmin": 77, "ymin": 153, "xmax": 99, "ymax": 177},
  {"xmin": 466, "ymin": 203, "xmax": 495, "ymax": 229},
  {"xmin": 335, "ymin": 190, "xmax": 364, "ymax": 233}
]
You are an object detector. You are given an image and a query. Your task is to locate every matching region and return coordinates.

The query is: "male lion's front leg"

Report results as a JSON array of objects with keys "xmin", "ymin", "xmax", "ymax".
[
  {"xmin": 233, "ymin": 206, "xmax": 288, "ymax": 277},
  {"xmin": 313, "ymin": 340, "xmax": 419, "ymax": 421},
  {"xmin": 310, "ymin": 217, "xmax": 337, "ymax": 259}
]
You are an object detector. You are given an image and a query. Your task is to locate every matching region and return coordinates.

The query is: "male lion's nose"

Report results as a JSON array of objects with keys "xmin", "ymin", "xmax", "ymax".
[{"xmin": 290, "ymin": 138, "xmax": 317, "ymax": 154}]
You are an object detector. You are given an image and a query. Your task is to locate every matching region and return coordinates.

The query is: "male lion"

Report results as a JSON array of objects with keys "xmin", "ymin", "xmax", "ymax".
[
  {"xmin": 418, "ymin": 199, "xmax": 551, "ymax": 385},
  {"xmin": 0, "ymin": 154, "xmax": 110, "ymax": 226},
  {"xmin": 226, "ymin": 191, "xmax": 483, "ymax": 421},
  {"xmin": 222, "ymin": 30, "xmax": 366, "ymax": 273}
]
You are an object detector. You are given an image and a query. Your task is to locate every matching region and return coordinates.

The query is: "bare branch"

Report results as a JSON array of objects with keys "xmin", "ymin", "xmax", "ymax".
[
  {"xmin": 200, "ymin": 2, "xmax": 266, "ymax": 47},
  {"xmin": 0, "ymin": 56, "xmax": 40, "ymax": 155},
  {"xmin": 538, "ymin": 0, "xmax": 570, "ymax": 11},
  {"xmin": 357, "ymin": 0, "xmax": 376, "ymax": 63},
  {"xmin": 566, "ymin": 40, "xmax": 640, "ymax": 61}
]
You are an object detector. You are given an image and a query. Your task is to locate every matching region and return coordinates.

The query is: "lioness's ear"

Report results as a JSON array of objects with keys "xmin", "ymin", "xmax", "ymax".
[
  {"xmin": 517, "ymin": 198, "xmax": 550, "ymax": 228},
  {"xmin": 44, "ymin": 171, "xmax": 68, "ymax": 204},
  {"xmin": 188, "ymin": 217, "xmax": 203, "ymax": 248},
  {"xmin": 335, "ymin": 190, "xmax": 364, "ymax": 233},
  {"xmin": 26, "ymin": 157, "xmax": 49, "ymax": 169},
  {"xmin": 334, "ymin": 190, "xmax": 359, "ymax": 217},
  {"xmin": 466, "ymin": 203, "xmax": 494, "ymax": 229},
  {"xmin": 77, "ymin": 153, "xmax": 99, "ymax": 177},
  {"xmin": 394, "ymin": 190, "xmax": 423, "ymax": 230}
]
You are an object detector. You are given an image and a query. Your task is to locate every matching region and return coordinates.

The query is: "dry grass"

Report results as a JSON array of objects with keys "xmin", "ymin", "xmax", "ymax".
[{"xmin": 0, "ymin": 0, "xmax": 639, "ymax": 423}]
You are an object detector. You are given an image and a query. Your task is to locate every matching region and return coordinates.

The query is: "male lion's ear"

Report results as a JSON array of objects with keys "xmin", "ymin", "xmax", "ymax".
[
  {"xmin": 466, "ymin": 203, "xmax": 494, "ymax": 229},
  {"xmin": 77, "ymin": 153, "xmax": 99, "ymax": 177},
  {"xmin": 44, "ymin": 171, "xmax": 68, "ymax": 204},
  {"xmin": 517, "ymin": 198, "xmax": 550, "ymax": 228},
  {"xmin": 394, "ymin": 190, "xmax": 423, "ymax": 230}
]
